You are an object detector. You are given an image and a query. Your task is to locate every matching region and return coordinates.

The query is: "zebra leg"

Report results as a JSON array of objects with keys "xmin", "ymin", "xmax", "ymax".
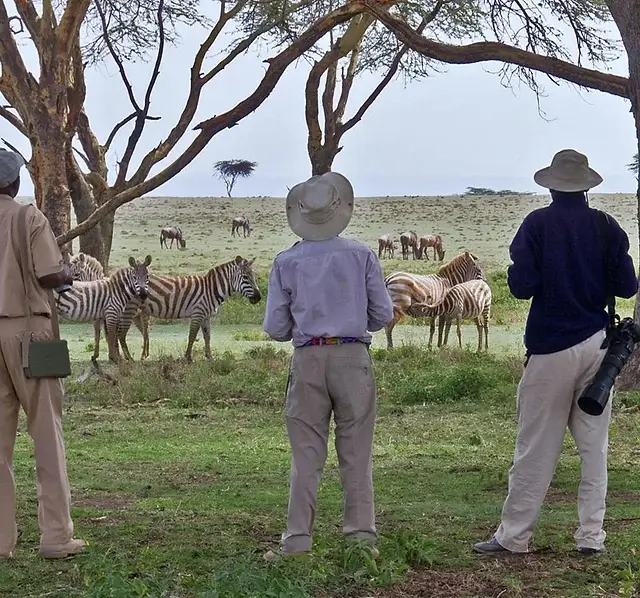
[
  {"xmin": 117, "ymin": 319, "xmax": 135, "ymax": 362},
  {"xmin": 427, "ymin": 316, "xmax": 436, "ymax": 348},
  {"xmin": 92, "ymin": 320, "xmax": 102, "ymax": 361},
  {"xmin": 483, "ymin": 314, "xmax": 489, "ymax": 351},
  {"xmin": 442, "ymin": 317, "xmax": 452, "ymax": 347},
  {"xmin": 474, "ymin": 317, "xmax": 483, "ymax": 352},
  {"xmin": 456, "ymin": 318, "xmax": 463, "ymax": 349},
  {"xmin": 184, "ymin": 318, "xmax": 202, "ymax": 362},
  {"xmin": 105, "ymin": 315, "xmax": 121, "ymax": 363},
  {"xmin": 202, "ymin": 318, "xmax": 212, "ymax": 360},
  {"xmin": 135, "ymin": 311, "xmax": 151, "ymax": 360},
  {"xmin": 436, "ymin": 316, "xmax": 445, "ymax": 347},
  {"xmin": 385, "ymin": 309, "xmax": 404, "ymax": 349}
]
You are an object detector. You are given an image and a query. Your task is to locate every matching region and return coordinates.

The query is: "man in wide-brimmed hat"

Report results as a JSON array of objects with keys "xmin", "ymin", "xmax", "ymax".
[
  {"xmin": 474, "ymin": 149, "xmax": 638, "ymax": 556},
  {"xmin": 263, "ymin": 172, "xmax": 394, "ymax": 559}
]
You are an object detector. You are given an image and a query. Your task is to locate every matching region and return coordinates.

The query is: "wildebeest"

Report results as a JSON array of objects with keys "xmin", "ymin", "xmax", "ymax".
[
  {"xmin": 418, "ymin": 234, "xmax": 445, "ymax": 261},
  {"xmin": 378, "ymin": 234, "xmax": 396, "ymax": 259},
  {"xmin": 160, "ymin": 227, "xmax": 186, "ymax": 249},
  {"xmin": 231, "ymin": 216, "xmax": 252, "ymax": 237},
  {"xmin": 399, "ymin": 231, "xmax": 419, "ymax": 260}
]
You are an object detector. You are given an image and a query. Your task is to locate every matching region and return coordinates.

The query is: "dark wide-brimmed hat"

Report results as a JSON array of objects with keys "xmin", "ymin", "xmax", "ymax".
[{"xmin": 534, "ymin": 149, "xmax": 603, "ymax": 192}]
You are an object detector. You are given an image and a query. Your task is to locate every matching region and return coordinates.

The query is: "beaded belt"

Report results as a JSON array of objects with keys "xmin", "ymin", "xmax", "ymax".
[{"xmin": 302, "ymin": 336, "xmax": 362, "ymax": 347}]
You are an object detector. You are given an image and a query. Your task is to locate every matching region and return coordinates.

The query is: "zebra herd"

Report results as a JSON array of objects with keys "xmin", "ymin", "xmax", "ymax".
[
  {"xmin": 57, "ymin": 245, "xmax": 490, "ymax": 363},
  {"xmin": 59, "ymin": 252, "xmax": 260, "ymax": 363}
]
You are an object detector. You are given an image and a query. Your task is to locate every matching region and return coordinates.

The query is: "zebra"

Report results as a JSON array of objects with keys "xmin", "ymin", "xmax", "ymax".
[
  {"xmin": 56, "ymin": 255, "xmax": 152, "ymax": 363},
  {"xmin": 377, "ymin": 234, "xmax": 396, "ymax": 259},
  {"xmin": 384, "ymin": 251, "xmax": 484, "ymax": 349},
  {"xmin": 231, "ymin": 216, "xmax": 252, "ymax": 237},
  {"xmin": 418, "ymin": 234, "xmax": 445, "ymax": 261},
  {"xmin": 67, "ymin": 252, "xmax": 148, "ymax": 361},
  {"xmin": 116, "ymin": 255, "xmax": 262, "ymax": 362},
  {"xmin": 406, "ymin": 279, "xmax": 492, "ymax": 352},
  {"xmin": 160, "ymin": 226, "xmax": 186, "ymax": 249},
  {"xmin": 399, "ymin": 231, "xmax": 419, "ymax": 260}
]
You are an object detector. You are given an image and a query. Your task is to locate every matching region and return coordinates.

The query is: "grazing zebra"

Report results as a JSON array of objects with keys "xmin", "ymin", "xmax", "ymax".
[
  {"xmin": 116, "ymin": 255, "xmax": 262, "ymax": 362},
  {"xmin": 384, "ymin": 251, "xmax": 484, "ymax": 349},
  {"xmin": 56, "ymin": 255, "xmax": 152, "ymax": 363},
  {"xmin": 378, "ymin": 234, "xmax": 396, "ymax": 259},
  {"xmin": 418, "ymin": 234, "xmax": 445, "ymax": 261},
  {"xmin": 406, "ymin": 279, "xmax": 492, "ymax": 352},
  {"xmin": 399, "ymin": 231, "xmax": 419, "ymax": 260},
  {"xmin": 160, "ymin": 226, "xmax": 186, "ymax": 249},
  {"xmin": 231, "ymin": 216, "xmax": 252, "ymax": 237}
]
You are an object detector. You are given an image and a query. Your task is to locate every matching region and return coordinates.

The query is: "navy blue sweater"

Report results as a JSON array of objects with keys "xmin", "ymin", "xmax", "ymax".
[{"xmin": 508, "ymin": 191, "xmax": 638, "ymax": 355}]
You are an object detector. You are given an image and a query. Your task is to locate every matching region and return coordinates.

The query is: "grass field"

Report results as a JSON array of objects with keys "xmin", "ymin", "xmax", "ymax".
[{"xmin": 3, "ymin": 193, "xmax": 640, "ymax": 598}]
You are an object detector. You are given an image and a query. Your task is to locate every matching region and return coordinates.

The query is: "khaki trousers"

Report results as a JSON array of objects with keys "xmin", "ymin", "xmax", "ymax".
[
  {"xmin": 281, "ymin": 342, "xmax": 377, "ymax": 553},
  {"xmin": 0, "ymin": 317, "xmax": 74, "ymax": 554},
  {"xmin": 495, "ymin": 329, "xmax": 611, "ymax": 552}
]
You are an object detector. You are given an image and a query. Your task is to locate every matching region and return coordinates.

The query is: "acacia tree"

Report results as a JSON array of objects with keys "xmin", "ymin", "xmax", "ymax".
[
  {"xmin": 627, "ymin": 153, "xmax": 639, "ymax": 180},
  {"xmin": 213, "ymin": 159, "xmax": 258, "ymax": 197},
  {"xmin": 0, "ymin": 0, "xmax": 401, "ymax": 269}
]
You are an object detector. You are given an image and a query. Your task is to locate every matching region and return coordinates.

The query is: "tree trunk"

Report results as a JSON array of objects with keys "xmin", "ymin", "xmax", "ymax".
[
  {"xmin": 29, "ymin": 131, "xmax": 72, "ymax": 247},
  {"xmin": 66, "ymin": 147, "xmax": 107, "ymax": 265},
  {"xmin": 604, "ymin": 0, "xmax": 640, "ymax": 389},
  {"xmin": 310, "ymin": 143, "xmax": 341, "ymax": 176}
]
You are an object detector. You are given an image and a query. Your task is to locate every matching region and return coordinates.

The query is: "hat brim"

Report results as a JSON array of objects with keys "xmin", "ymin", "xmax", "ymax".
[
  {"xmin": 533, "ymin": 166, "xmax": 603, "ymax": 192},
  {"xmin": 286, "ymin": 172, "xmax": 354, "ymax": 241}
]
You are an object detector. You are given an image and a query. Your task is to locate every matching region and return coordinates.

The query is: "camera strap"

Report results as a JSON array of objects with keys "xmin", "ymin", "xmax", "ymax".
[{"xmin": 595, "ymin": 209, "xmax": 617, "ymax": 345}]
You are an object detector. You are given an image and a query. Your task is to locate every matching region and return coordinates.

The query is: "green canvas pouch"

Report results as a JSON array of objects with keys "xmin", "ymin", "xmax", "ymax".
[{"xmin": 13, "ymin": 205, "xmax": 71, "ymax": 379}]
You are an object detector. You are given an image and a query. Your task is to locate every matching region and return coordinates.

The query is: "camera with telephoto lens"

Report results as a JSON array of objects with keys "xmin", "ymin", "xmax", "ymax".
[{"xmin": 577, "ymin": 317, "xmax": 640, "ymax": 416}]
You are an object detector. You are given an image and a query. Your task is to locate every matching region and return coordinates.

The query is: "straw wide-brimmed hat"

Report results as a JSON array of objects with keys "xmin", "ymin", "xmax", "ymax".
[
  {"xmin": 286, "ymin": 172, "xmax": 354, "ymax": 241},
  {"xmin": 533, "ymin": 149, "xmax": 603, "ymax": 192}
]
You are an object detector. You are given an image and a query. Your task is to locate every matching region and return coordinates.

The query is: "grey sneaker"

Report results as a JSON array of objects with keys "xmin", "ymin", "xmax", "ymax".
[
  {"xmin": 473, "ymin": 537, "xmax": 511, "ymax": 554},
  {"xmin": 578, "ymin": 546, "xmax": 606, "ymax": 556}
]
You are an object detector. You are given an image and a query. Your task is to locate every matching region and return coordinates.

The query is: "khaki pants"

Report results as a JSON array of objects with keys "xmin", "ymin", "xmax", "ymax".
[
  {"xmin": 495, "ymin": 329, "xmax": 611, "ymax": 552},
  {"xmin": 0, "ymin": 316, "xmax": 74, "ymax": 555},
  {"xmin": 281, "ymin": 342, "xmax": 377, "ymax": 553}
]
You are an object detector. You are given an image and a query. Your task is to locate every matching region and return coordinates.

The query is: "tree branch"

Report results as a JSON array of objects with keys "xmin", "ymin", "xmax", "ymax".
[
  {"xmin": 57, "ymin": 0, "xmax": 388, "ymax": 246},
  {"xmin": 1, "ymin": 137, "xmax": 28, "ymax": 163},
  {"xmin": 57, "ymin": 0, "xmax": 93, "ymax": 58},
  {"xmin": 0, "ymin": 104, "xmax": 26, "ymax": 135},
  {"xmin": 340, "ymin": 1, "xmax": 445, "ymax": 136},
  {"xmin": 12, "ymin": 0, "xmax": 40, "ymax": 43},
  {"xmin": 364, "ymin": 0, "xmax": 629, "ymax": 99},
  {"xmin": 113, "ymin": 0, "xmax": 166, "ymax": 187}
]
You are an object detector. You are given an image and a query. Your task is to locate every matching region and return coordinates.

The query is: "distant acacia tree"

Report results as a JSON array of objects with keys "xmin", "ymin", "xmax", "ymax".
[
  {"xmin": 463, "ymin": 187, "xmax": 534, "ymax": 197},
  {"xmin": 213, "ymin": 159, "xmax": 258, "ymax": 198},
  {"xmin": 627, "ymin": 153, "xmax": 639, "ymax": 180}
]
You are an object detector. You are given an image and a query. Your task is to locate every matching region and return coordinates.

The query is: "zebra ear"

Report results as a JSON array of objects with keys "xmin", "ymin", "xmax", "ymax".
[
  {"xmin": 235, "ymin": 255, "xmax": 243, "ymax": 264},
  {"xmin": 144, "ymin": 255, "xmax": 152, "ymax": 266},
  {"xmin": 78, "ymin": 253, "xmax": 85, "ymax": 263},
  {"xmin": 128, "ymin": 257, "xmax": 136, "ymax": 267},
  {"xmin": 247, "ymin": 257, "xmax": 256, "ymax": 266}
]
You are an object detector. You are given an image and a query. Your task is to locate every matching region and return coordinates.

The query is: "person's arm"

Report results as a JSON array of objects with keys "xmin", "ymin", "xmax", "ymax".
[
  {"xmin": 366, "ymin": 250, "xmax": 394, "ymax": 332},
  {"xmin": 507, "ymin": 216, "xmax": 541, "ymax": 300},
  {"xmin": 29, "ymin": 208, "xmax": 72, "ymax": 290},
  {"xmin": 607, "ymin": 217, "xmax": 638, "ymax": 299},
  {"xmin": 263, "ymin": 260, "xmax": 293, "ymax": 342}
]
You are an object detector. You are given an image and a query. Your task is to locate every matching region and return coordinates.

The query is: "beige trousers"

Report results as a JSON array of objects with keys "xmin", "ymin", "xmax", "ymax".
[
  {"xmin": 495, "ymin": 329, "xmax": 612, "ymax": 552},
  {"xmin": 281, "ymin": 342, "xmax": 377, "ymax": 553},
  {"xmin": 0, "ymin": 317, "xmax": 74, "ymax": 555}
]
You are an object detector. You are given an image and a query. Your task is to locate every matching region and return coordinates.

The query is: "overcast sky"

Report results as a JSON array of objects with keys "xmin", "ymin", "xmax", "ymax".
[{"xmin": 2, "ymin": 5, "xmax": 637, "ymax": 198}]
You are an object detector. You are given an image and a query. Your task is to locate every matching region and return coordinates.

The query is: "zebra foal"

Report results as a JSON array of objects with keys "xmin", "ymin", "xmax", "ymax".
[
  {"xmin": 384, "ymin": 251, "xmax": 484, "ymax": 349},
  {"xmin": 117, "ymin": 255, "xmax": 262, "ymax": 362},
  {"xmin": 406, "ymin": 279, "xmax": 492, "ymax": 352},
  {"xmin": 56, "ymin": 255, "xmax": 152, "ymax": 363}
]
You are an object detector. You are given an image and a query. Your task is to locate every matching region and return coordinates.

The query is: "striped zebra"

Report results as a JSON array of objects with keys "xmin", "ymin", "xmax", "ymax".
[
  {"xmin": 56, "ymin": 255, "xmax": 152, "ymax": 363},
  {"xmin": 406, "ymin": 279, "xmax": 492, "ymax": 352},
  {"xmin": 67, "ymin": 252, "xmax": 147, "ymax": 360},
  {"xmin": 384, "ymin": 251, "xmax": 484, "ymax": 349},
  {"xmin": 117, "ymin": 255, "xmax": 261, "ymax": 362}
]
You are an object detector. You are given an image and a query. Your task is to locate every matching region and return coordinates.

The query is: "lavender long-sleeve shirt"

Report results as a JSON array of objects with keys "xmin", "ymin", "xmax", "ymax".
[{"xmin": 263, "ymin": 236, "xmax": 394, "ymax": 347}]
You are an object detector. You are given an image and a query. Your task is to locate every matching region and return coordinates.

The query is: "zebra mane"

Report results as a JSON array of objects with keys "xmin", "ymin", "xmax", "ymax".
[
  {"xmin": 437, "ymin": 251, "xmax": 478, "ymax": 277},
  {"xmin": 206, "ymin": 256, "xmax": 247, "ymax": 276},
  {"xmin": 71, "ymin": 252, "xmax": 104, "ymax": 273}
]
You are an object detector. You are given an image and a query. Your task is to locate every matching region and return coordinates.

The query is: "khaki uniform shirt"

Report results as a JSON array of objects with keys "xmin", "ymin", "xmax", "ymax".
[{"xmin": 0, "ymin": 195, "xmax": 63, "ymax": 318}]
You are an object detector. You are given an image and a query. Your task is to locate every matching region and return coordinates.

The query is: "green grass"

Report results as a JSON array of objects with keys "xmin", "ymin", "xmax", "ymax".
[
  {"xmin": 5, "ymin": 192, "xmax": 639, "ymax": 597},
  {"xmin": 3, "ymin": 347, "xmax": 640, "ymax": 598}
]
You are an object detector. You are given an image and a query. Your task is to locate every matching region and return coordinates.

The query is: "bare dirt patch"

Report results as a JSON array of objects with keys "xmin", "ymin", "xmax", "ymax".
[{"xmin": 74, "ymin": 492, "xmax": 135, "ymax": 511}]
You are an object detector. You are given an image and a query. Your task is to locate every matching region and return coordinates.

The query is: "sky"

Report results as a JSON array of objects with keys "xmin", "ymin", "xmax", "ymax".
[{"xmin": 1, "ymin": 4, "xmax": 638, "ymax": 198}]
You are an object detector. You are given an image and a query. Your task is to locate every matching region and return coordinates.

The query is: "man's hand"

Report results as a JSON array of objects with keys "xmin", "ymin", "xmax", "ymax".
[{"xmin": 38, "ymin": 262, "xmax": 74, "ymax": 290}]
